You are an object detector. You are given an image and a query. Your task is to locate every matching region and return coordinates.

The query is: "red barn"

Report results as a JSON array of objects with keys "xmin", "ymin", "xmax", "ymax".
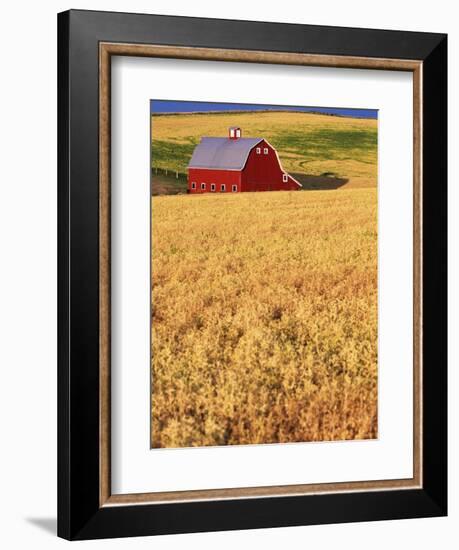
[{"xmin": 187, "ymin": 127, "xmax": 302, "ymax": 194}]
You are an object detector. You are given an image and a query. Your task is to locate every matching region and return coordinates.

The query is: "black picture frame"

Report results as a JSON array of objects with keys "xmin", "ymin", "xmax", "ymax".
[{"xmin": 58, "ymin": 9, "xmax": 447, "ymax": 540}]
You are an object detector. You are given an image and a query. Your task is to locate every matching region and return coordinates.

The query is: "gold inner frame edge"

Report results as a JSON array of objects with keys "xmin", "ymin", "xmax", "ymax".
[{"xmin": 99, "ymin": 42, "xmax": 423, "ymax": 507}]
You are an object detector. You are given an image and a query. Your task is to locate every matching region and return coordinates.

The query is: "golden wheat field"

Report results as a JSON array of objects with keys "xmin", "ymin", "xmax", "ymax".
[{"xmin": 151, "ymin": 189, "xmax": 378, "ymax": 448}]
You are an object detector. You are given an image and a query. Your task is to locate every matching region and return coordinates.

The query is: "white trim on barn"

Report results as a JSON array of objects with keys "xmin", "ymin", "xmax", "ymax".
[
  {"xmin": 189, "ymin": 137, "xmax": 302, "ymax": 189},
  {"xmin": 263, "ymin": 139, "xmax": 303, "ymax": 188}
]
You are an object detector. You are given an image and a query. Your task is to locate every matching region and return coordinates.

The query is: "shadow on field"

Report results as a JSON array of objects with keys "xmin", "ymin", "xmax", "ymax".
[
  {"xmin": 292, "ymin": 173, "xmax": 349, "ymax": 190},
  {"xmin": 151, "ymin": 171, "xmax": 350, "ymax": 195},
  {"xmin": 152, "ymin": 172, "xmax": 188, "ymax": 195}
]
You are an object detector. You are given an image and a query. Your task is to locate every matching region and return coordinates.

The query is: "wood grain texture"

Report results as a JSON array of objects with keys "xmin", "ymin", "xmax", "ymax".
[
  {"xmin": 99, "ymin": 44, "xmax": 111, "ymax": 507},
  {"xmin": 106, "ymin": 477, "xmax": 420, "ymax": 506},
  {"xmin": 413, "ymin": 64, "xmax": 423, "ymax": 487},
  {"xmin": 99, "ymin": 42, "xmax": 423, "ymax": 507},
  {"xmin": 102, "ymin": 42, "xmax": 422, "ymax": 70}
]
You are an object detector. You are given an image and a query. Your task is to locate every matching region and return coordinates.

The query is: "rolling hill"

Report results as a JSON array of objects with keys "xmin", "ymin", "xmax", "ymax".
[{"xmin": 150, "ymin": 110, "xmax": 378, "ymax": 194}]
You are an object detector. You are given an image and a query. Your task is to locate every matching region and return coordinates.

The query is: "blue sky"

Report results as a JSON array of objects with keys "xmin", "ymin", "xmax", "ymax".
[{"xmin": 150, "ymin": 100, "xmax": 377, "ymax": 119}]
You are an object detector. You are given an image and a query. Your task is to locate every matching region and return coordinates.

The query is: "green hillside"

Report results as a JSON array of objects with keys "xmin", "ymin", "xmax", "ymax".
[{"xmin": 151, "ymin": 110, "xmax": 378, "ymax": 193}]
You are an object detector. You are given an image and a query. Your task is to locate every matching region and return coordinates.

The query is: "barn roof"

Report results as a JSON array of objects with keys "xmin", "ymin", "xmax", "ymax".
[{"xmin": 188, "ymin": 137, "xmax": 263, "ymax": 170}]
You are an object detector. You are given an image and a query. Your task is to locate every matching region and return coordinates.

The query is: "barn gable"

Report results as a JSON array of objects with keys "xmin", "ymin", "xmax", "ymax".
[
  {"xmin": 187, "ymin": 128, "xmax": 302, "ymax": 194},
  {"xmin": 188, "ymin": 137, "xmax": 263, "ymax": 171}
]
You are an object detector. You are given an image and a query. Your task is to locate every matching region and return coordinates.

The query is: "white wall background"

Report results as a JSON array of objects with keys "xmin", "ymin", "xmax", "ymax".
[{"xmin": 0, "ymin": 1, "xmax": 455, "ymax": 548}]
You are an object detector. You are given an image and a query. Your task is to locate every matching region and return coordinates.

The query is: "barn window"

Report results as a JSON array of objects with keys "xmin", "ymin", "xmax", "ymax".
[
  {"xmin": 282, "ymin": 174, "xmax": 288, "ymax": 183},
  {"xmin": 256, "ymin": 147, "xmax": 261, "ymax": 154},
  {"xmin": 263, "ymin": 148, "xmax": 268, "ymax": 155},
  {"xmin": 232, "ymin": 185, "xmax": 237, "ymax": 192},
  {"xmin": 221, "ymin": 184, "xmax": 226, "ymax": 192},
  {"xmin": 210, "ymin": 183, "xmax": 216, "ymax": 192},
  {"xmin": 201, "ymin": 183, "xmax": 206, "ymax": 190},
  {"xmin": 191, "ymin": 182, "xmax": 196, "ymax": 189}
]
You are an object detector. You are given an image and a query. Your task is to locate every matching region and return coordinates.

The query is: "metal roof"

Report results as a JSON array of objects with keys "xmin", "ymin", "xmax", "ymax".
[{"xmin": 187, "ymin": 137, "xmax": 263, "ymax": 170}]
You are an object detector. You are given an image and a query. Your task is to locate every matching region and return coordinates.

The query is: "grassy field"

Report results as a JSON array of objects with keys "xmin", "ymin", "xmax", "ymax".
[
  {"xmin": 151, "ymin": 189, "xmax": 378, "ymax": 448},
  {"xmin": 151, "ymin": 111, "xmax": 378, "ymax": 192}
]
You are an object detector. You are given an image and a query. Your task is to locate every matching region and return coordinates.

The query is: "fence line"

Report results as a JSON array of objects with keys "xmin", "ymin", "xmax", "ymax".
[{"xmin": 152, "ymin": 167, "xmax": 187, "ymax": 180}]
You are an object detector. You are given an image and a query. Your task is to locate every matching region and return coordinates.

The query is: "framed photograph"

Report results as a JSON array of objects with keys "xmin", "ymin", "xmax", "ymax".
[{"xmin": 57, "ymin": 9, "xmax": 447, "ymax": 540}]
